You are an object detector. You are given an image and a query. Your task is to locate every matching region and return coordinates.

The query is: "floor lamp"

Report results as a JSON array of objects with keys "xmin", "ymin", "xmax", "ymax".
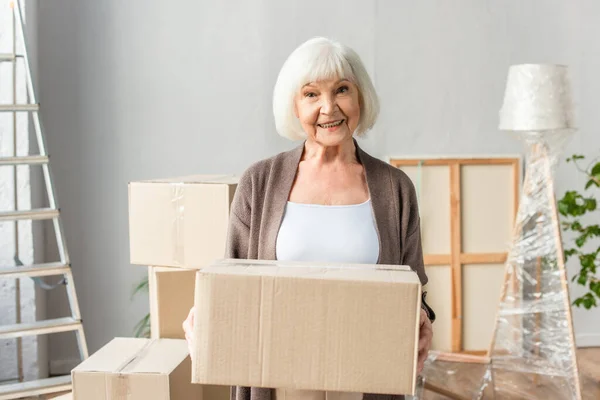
[{"xmin": 486, "ymin": 64, "xmax": 583, "ymax": 399}]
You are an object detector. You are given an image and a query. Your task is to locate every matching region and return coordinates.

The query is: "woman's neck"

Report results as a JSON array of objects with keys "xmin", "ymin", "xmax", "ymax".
[{"xmin": 301, "ymin": 137, "xmax": 358, "ymax": 166}]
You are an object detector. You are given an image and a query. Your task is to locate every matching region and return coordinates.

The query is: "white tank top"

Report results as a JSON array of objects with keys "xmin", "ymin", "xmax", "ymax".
[
  {"xmin": 275, "ymin": 199, "xmax": 378, "ymax": 400},
  {"xmin": 275, "ymin": 199, "xmax": 380, "ymax": 264}
]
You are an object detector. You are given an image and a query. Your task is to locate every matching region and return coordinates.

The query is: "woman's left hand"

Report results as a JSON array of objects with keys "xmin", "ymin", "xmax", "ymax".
[{"xmin": 417, "ymin": 308, "xmax": 433, "ymax": 375}]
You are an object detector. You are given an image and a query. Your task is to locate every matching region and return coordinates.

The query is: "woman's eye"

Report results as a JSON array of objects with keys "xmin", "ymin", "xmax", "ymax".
[
  {"xmin": 304, "ymin": 92, "xmax": 317, "ymax": 98},
  {"xmin": 337, "ymin": 85, "xmax": 349, "ymax": 94}
]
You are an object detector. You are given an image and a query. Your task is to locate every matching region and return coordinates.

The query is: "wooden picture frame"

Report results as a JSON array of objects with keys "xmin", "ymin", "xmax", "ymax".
[{"xmin": 389, "ymin": 156, "xmax": 521, "ymax": 354}]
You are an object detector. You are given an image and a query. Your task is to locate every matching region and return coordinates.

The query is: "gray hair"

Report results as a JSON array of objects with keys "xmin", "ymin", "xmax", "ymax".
[{"xmin": 273, "ymin": 37, "xmax": 380, "ymax": 141}]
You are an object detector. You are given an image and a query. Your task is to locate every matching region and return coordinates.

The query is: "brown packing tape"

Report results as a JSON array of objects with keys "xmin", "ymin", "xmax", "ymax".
[
  {"xmin": 171, "ymin": 184, "xmax": 185, "ymax": 266},
  {"xmin": 112, "ymin": 374, "xmax": 130, "ymax": 399},
  {"xmin": 113, "ymin": 339, "xmax": 155, "ymax": 373},
  {"xmin": 105, "ymin": 339, "xmax": 156, "ymax": 399}
]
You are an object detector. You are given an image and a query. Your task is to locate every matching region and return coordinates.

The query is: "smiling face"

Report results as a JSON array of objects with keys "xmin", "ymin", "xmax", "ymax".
[{"xmin": 294, "ymin": 77, "xmax": 361, "ymax": 146}]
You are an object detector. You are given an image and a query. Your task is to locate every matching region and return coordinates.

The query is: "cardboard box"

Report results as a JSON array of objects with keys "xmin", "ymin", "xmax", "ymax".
[
  {"xmin": 192, "ymin": 260, "xmax": 422, "ymax": 395},
  {"xmin": 147, "ymin": 266, "xmax": 231, "ymax": 400},
  {"xmin": 72, "ymin": 338, "xmax": 203, "ymax": 400},
  {"xmin": 148, "ymin": 266, "xmax": 197, "ymax": 340},
  {"xmin": 128, "ymin": 175, "xmax": 238, "ymax": 268}
]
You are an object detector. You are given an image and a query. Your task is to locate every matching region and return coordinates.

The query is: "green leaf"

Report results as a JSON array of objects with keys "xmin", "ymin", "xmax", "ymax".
[
  {"xmin": 133, "ymin": 313, "xmax": 151, "ymax": 338},
  {"xmin": 588, "ymin": 225, "xmax": 600, "ymax": 238},
  {"xmin": 131, "ymin": 277, "xmax": 149, "ymax": 300},
  {"xmin": 591, "ymin": 162, "xmax": 600, "ymax": 176},
  {"xmin": 564, "ymin": 248, "xmax": 577, "ymax": 260},
  {"xmin": 586, "ymin": 179, "xmax": 600, "ymax": 189},
  {"xmin": 570, "ymin": 154, "xmax": 585, "ymax": 162},
  {"xmin": 584, "ymin": 297, "xmax": 595, "ymax": 309},
  {"xmin": 580, "ymin": 254, "xmax": 596, "ymax": 269},
  {"xmin": 590, "ymin": 281, "xmax": 600, "ymax": 297},
  {"xmin": 573, "ymin": 293, "xmax": 597, "ymax": 309},
  {"xmin": 578, "ymin": 274, "xmax": 588, "ymax": 286},
  {"xmin": 558, "ymin": 201, "xmax": 570, "ymax": 216},
  {"xmin": 585, "ymin": 198, "xmax": 597, "ymax": 211}
]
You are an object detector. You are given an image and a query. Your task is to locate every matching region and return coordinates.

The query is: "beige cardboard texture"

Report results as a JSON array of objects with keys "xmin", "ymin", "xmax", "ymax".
[
  {"xmin": 128, "ymin": 175, "xmax": 238, "ymax": 268},
  {"xmin": 192, "ymin": 260, "xmax": 421, "ymax": 395},
  {"xmin": 149, "ymin": 266, "xmax": 197, "ymax": 339},
  {"xmin": 72, "ymin": 338, "xmax": 203, "ymax": 400}
]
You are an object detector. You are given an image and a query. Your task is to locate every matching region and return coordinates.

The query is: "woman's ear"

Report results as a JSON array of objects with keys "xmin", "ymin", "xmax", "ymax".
[{"xmin": 293, "ymin": 100, "xmax": 299, "ymax": 118}]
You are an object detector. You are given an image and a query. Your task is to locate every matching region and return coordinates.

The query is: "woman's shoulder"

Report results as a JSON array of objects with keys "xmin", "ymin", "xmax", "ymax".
[
  {"xmin": 238, "ymin": 145, "xmax": 301, "ymax": 191},
  {"xmin": 359, "ymin": 149, "xmax": 416, "ymax": 193}
]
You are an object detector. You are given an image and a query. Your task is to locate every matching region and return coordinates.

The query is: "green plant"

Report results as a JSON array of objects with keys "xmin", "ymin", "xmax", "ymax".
[
  {"xmin": 132, "ymin": 276, "xmax": 151, "ymax": 338},
  {"xmin": 558, "ymin": 154, "xmax": 600, "ymax": 309}
]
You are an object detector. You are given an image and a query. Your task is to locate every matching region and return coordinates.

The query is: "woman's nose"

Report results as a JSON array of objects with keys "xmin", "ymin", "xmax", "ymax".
[{"xmin": 321, "ymin": 96, "xmax": 337, "ymax": 114}]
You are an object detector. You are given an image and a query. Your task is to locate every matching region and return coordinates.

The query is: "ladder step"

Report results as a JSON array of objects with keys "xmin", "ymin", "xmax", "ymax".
[
  {"xmin": 0, "ymin": 208, "xmax": 59, "ymax": 222},
  {"xmin": 0, "ymin": 53, "xmax": 16, "ymax": 62},
  {"xmin": 0, "ymin": 317, "xmax": 81, "ymax": 340},
  {"xmin": 0, "ymin": 375, "xmax": 71, "ymax": 400},
  {"xmin": 0, "ymin": 262, "xmax": 70, "ymax": 279},
  {"xmin": 0, "ymin": 104, "xmax": 40, "ymax": 112},
  {"xmin": 0, "ymin": 155, "xmax": 49, "ymax": 166}
]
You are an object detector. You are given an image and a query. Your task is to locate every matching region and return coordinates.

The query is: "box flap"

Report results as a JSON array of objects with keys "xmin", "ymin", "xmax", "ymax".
[
  {"xmin": 201, "ymin": 261, "xmax": 420, "ymax": 285},
  {"xmin": 132, "ymin": 174, "xmax": 239, "ymax": 185},
  {"xmin": 215, "ymin": 258, "xmax": 413, "ymax": 272},
  {"xmin": 72, "ymin": 338, "xmax": 150, "ymax": 373},
  {"xmin": 123, "ymin": 339, "xmax": 190, "ymax": 374}
]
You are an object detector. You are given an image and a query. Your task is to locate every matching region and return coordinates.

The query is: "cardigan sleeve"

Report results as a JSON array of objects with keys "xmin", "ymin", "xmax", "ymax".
[
  {"xmin": 402, "ymin": 218, "xmax": 436, "ymax": 323},
  {"xmin": 398, "ymin": 173, "xmax": 436, "ymax": 323},
  {"xmin": 224, "ymin": 169, "xmax": 252, "ymax": 259}
]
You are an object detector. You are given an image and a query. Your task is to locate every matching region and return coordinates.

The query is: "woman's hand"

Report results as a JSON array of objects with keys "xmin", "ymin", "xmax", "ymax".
[
  {"xmin": 182, "ymin": 306, "xmax": 195, "ymax": 354},
  {"xmin": 417, "ymin": 308, "xmax": 433, "ymax": 374}
]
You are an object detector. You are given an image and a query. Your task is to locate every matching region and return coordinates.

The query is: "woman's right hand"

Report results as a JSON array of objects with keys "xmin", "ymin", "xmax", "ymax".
[{"xmin": 182, "ymin": 306, "xmax": 194, "ymax": 354}]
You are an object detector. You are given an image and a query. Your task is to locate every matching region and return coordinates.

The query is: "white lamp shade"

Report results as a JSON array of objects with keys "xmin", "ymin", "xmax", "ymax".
[{"xmin": 499, "ymin": 64, "xmax": 575, "ymax": 131}]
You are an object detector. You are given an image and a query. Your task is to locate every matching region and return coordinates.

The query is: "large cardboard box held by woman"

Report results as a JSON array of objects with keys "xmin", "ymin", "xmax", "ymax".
[{"xmin": 191, "ymin": 260, "xmax": 422, "ymax": 396}]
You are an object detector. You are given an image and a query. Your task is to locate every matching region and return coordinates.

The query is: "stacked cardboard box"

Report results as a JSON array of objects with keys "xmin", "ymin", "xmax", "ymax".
[
  {"xmin": 72, "ymin": 338, "xmax": 202, "ymax": 399},
  {"xmin": 127, "ymin": 175, "xmax": 239, "ymax": 400},
  {"xmin": 128, "ymin": 175, "xmax": 239, "ymax": 269}
]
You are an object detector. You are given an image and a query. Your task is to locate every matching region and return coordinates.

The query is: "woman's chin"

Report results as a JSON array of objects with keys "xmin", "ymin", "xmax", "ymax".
[{"xmin": 314, "ymin": 129, "xmax": 353, "ymax": 145}]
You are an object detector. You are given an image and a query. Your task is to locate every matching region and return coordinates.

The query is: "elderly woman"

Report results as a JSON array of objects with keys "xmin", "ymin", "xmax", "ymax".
[{"xmin": 183, "ymin": 37, "xmax": 435, "ymax": 400}]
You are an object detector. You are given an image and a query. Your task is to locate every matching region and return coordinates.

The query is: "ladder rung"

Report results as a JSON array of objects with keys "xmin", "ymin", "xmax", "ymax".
[
  {"xmin": 0, "ymin": 208, "xmax": 59, "ymax": 222},
  {"xmin": 0, "ymin": 317, "xmax": 81, "ymax": 340},
  {"xmin": 0, "ymin": 104, "xmax": 40, "ymax": 112},
  {"xmin": 0, "ymin": 155, "xmax": 49, "ymax": 166},
  {"xmin": 0, "ymin": 53, "xmax": 16, "ymax": 62},
  {"xmin": 0, "ymin": 375, "xmax": 71, "ymax": 400},
  {"xmin": 0, "ymin": 262, "xmax": 70, "ymax": 279}
]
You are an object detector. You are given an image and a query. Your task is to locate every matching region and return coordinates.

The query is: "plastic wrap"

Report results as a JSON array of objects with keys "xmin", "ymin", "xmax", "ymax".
[
  {"xmin": 171, "ymin": 183, "xmax": 185, "ymax": 266},
  {"xmin": 419, "ymin": 351, "xmax": 492, "ymax": 400},
  {"xmin": 485, "ymin": 129, "xmax": 582, "ymax": 399},
  {"xmin": 419, "ymin": 130, "xmax": 582, "ymax": 400}
]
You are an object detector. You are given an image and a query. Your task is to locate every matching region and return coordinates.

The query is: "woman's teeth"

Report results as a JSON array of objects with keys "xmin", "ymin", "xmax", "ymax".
[{"xmin": 318, "ymin": 120, "xmax": 344, "ymax": 128}]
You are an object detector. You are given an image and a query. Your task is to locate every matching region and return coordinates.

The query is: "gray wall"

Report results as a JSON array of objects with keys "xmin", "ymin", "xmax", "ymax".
[{"xmin": 35, "ymin": 0, "xmax": 600, "ymax": 365}]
